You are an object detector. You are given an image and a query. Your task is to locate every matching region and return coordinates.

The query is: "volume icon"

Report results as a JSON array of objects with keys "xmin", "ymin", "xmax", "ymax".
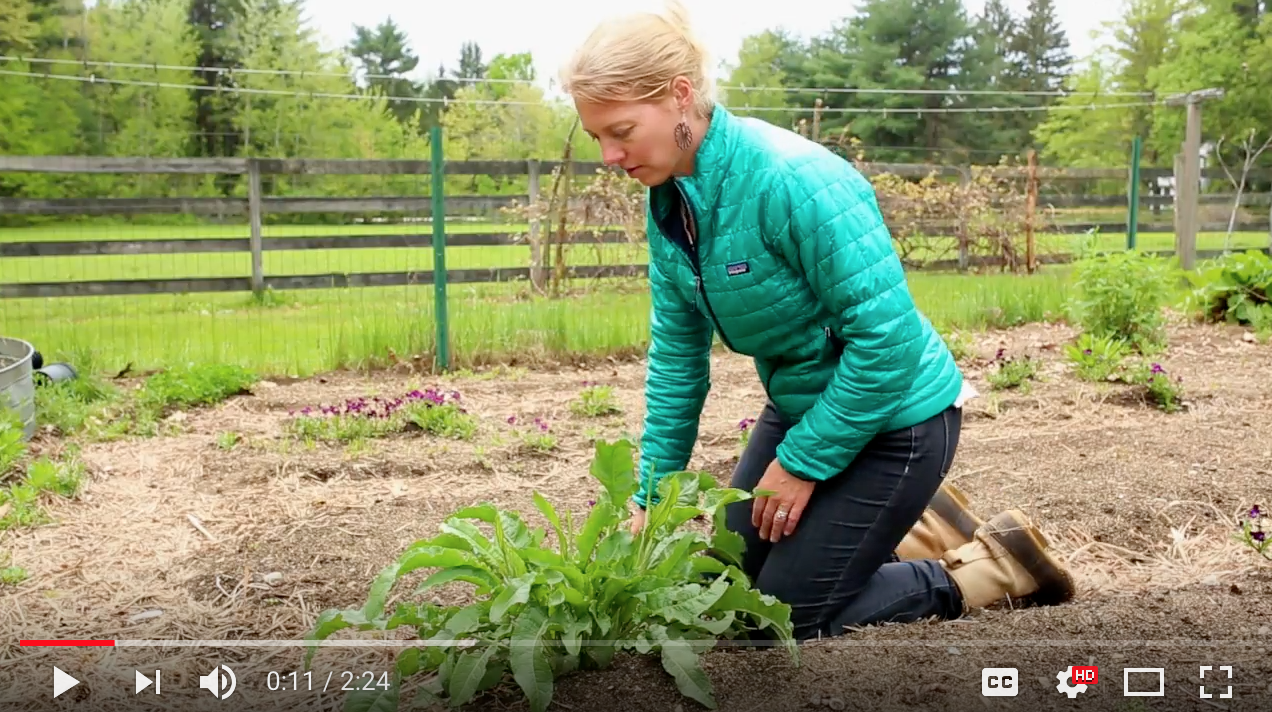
[{"xmin": 199, "ymin": 665, "xmax": 236, "ymax": 699}]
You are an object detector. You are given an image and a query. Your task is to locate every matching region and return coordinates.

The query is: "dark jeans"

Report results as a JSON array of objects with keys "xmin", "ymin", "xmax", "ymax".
[{"xmin": 726, "ymin": 402, "xmax": 966, "ymax": 640}]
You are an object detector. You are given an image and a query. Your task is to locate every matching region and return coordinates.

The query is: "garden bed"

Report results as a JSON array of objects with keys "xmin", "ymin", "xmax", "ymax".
[{"xmin": 1, "ymin": 322, "xmax": 1270, "ymax": 711}]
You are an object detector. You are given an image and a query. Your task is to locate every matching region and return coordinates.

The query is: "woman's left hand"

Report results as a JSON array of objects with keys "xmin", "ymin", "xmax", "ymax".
[{"xmin": 752, "ymin": 460, "xmax": 815, "ymax": 543}]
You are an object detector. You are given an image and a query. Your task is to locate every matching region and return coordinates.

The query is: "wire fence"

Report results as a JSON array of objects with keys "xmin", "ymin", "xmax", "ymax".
[{"xmin": 2, "ymin": 125, "xmax": 1271, "ymax": 378}]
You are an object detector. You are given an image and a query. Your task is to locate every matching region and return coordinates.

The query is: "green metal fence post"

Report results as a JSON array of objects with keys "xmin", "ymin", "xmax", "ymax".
[
  {"xmin": 1127, "ymin": 135, "xmax": 1142, "ymax": 250},
  {"xmin": 430, "ymin": 125, "xmax": 450, "ymax": 371}
]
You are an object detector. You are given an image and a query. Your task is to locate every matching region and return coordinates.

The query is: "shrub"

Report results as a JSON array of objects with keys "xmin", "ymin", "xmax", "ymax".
[
  {"xmin": 1186, "ymin": 250, "xmax": 1272, "ymax": 332},
  {"xmin": 1064, "ymin": 333, "xmax": 1133, "ymax": 382},
  {"xmin": 304, "ymin": 439, "xmax": 796, "ymax": 712},
  {"xmin": 1071, "ymin": 251, "xmax": 1178, "ymax": 353}
]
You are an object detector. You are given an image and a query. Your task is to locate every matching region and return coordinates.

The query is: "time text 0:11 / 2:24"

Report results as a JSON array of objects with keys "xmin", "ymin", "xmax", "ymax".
[{"xmin": 267, "ymin": 670, "xmax": 392, "ymax": 692}]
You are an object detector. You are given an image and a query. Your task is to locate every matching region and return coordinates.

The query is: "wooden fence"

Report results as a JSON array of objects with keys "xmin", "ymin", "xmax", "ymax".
[{"xmin": 2, "ymin": 153, "xmax": 1271, "ymax": 305}]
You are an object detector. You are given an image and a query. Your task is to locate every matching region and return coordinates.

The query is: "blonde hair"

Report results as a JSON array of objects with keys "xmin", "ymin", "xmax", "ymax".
[{"xmin": 560, "ymin": 0, "xmax": 715, "ymax": 117}]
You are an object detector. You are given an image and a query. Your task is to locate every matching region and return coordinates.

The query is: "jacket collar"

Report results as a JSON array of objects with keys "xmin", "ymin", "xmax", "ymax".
[{"xmin": 650, "ymin": 103, "xmax": 734, "ymax": 221}]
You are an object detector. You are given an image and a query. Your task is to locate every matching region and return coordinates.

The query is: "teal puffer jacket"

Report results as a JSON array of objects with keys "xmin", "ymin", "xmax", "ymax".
[{"xmin": 633, "ymin": 105, "xmax": 963, "ymax": 508}]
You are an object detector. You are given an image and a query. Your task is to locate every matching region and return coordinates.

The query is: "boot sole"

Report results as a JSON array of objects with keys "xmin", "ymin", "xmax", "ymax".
[
  {"xmin": 985, "ymin": 510, "xmax": 1076, "ymax": 607},
  {"xmin": 930, "ymin": 483, "xmax": 984, "ymax": 542}
]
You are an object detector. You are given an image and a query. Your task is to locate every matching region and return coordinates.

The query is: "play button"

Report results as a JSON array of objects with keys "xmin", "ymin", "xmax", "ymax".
[{"xmin": 53, "ymin": 666, "xmax": 79, "ymax": 698}]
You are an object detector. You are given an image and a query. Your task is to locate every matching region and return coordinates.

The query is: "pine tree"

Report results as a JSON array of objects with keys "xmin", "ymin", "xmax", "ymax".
[
  {"xmin": 1011, "ymin": 0, "xmax": 1073, "ymax": 92},
  {"xmin": 348, "ymin": 17, "xmax": 423, "ymax": 130}
]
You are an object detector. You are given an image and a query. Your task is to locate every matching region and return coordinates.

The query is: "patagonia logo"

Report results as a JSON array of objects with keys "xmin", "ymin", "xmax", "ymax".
[{"xmin": 726, "ymin": 261, "xmax": 750, "ymax": 276}]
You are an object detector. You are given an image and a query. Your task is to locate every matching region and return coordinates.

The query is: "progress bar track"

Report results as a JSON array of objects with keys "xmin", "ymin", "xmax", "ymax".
[{"xmin": 18, "ymin": 639, "xmax": 1268, "ymax": 648}]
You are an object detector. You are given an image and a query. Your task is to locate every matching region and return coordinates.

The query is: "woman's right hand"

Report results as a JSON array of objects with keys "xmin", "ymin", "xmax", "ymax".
[{"xmin": 629, "ymin": 507, "xmax": 647, "ymax": 534}]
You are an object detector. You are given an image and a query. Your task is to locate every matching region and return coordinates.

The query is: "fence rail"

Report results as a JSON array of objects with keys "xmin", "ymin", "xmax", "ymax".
[{"xmin": 4, "ymin": 147, "xmax": 1272, "ymax": 369}]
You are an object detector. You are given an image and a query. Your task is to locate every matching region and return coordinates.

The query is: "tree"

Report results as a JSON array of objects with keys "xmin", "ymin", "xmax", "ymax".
[
  {"xmin": 802, "ymin": 0, "xmax": 980, "ymax": 161},
  {"xmin": 1011, "ymin": 0, "xmax": 1073, "ymax": 92},
  {"xmin": 718, "ymin": 31, "xmax": 792, "ymax": 125},
  {"xmin": 347, "ymin": 17, "xmax": 423, "ymax": 129},
  {"xmin": 456, "ymin": 40, "xmax": 487, "ymax": 81},
  {"xmin": 1033, "ymin": 0, "xmax": 1182, "ymax": 166},
  {"xmin": 0, "ymin": 0, "xmax": 37, "ymax": 53},
  {"xmin": 187, "ymin": 0, "xmax": 247, "ymax": 158},
  {"xmin": 84, "ymin": 0, "xmax": 201, "ymax": 162}
]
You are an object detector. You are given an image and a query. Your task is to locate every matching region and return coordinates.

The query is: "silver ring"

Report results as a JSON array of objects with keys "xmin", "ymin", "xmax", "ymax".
[{"xmin": 774, "ymin": 509, "xmax": 788, "ymax": 520}]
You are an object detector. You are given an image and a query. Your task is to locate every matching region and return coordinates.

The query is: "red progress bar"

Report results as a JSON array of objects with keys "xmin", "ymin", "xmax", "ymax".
[{"xmin": 20, "ymin": 640, "xmax": 116, "ymax": 647}]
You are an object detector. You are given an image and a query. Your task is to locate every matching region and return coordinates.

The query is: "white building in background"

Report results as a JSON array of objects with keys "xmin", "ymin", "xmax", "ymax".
[{"xmin": 1154, "ymin": 140, "xmax": 1216, "ymax": 197}]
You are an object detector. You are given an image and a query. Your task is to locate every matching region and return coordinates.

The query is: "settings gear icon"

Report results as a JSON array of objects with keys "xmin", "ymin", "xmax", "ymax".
[{"xmin": 1056, "ymin": 667, "xmax": 1089, "ymax": 698}]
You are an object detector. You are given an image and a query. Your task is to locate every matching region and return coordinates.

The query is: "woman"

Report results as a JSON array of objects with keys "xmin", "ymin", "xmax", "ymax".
[{"xmin": 560, "ymin": 2, "xmax": 1076, "ymax": 640}]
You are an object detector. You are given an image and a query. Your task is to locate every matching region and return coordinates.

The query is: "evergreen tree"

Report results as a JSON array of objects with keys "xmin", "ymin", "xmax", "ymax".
[
  {"xmin": 347, "ymin": 17, "xmax": 423, "ymax": 129},
  {"xmin": 1011, "ymin": 0, "xmax": 1073, "ymax": 92}
]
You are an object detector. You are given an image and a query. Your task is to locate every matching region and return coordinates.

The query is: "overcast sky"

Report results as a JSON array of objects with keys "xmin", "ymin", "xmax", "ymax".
[{"xmin": 301, "ymin": 0, "xmax": 1123, "ymax": 89}]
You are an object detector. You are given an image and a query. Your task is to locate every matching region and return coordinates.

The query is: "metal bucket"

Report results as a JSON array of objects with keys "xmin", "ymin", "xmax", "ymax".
[{"xmin": 0, "ymin": 337, "xmax": 37, "ymax": 442}]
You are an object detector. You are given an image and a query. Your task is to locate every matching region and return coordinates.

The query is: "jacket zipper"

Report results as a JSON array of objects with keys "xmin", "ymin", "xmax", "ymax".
[{"xmin": 672, "ymin": 181, "xmax": 736, "ymax": 352}]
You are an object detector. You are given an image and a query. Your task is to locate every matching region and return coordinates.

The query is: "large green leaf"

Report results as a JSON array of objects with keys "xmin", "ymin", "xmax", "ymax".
[
  {"xmin": 439, "ymin": 520, "xmax": 501, "ymax": 570},
  {"xmin": 656, "ymin": 631, "xmax": 716, "ymax": 709},
  {"xmin": 643, "ymin": 575, "xmax": 730, "ymax": 625},
  {"xmin": 590, "ymin": 439, "xmax": 638, "ymax": 505},
  {"xmin": 342, "ymin": 673, "xmax": 400, "ymax": 712},
  {"xmin": 574, "ymin": 502, "xmax": 620, "ymax": 567},
  {"xmin": 532, "ymin": 491, "xmax": 570, "ymax": 558},
  {"xmin": 445, "ymin": 645, "xmax": 498, "ymax": 706},
  {"xmin": 444, "ymin": 602, "xmax": 489, "ymax": 635},
  {"xmin": 414, "ymin": 565, "xmax": 500, "ymax": 596},
  {"xmin": 650, "ymin": 532, "xmax": 710, "ymax": 578},
  {"xmin": 490, "ymin": 573, "xmax": 535, "ymax": 622},
  {"xmin": 708, "ymin": 581, "xmax": 797, "ymax": 656},
  {"xmin": 364, "ymin": 547, "xmax": 484, "ymax": 619},
  {"xmin": 509, "ymin": 607, "xmax": 556, "ymax": 712},
  {"xmin": 302, "ymin": 607, "xmax": 368, "ymax": 667}
]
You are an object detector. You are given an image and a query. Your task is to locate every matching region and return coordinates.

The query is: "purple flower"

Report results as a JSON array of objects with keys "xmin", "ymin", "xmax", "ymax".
[
  {"xmin": 1255, "ymin": 531, "xmax": 1266, "ymax": 542},
  {"xmin": 507, "ymin": 415, "xmax": 517, "ymax": 424},
  {"xmin": 1150, "ymin": 363, "xmax": 1165, "ymax": 375},
  {"xmin": 738, "ymin": 417, "xmax": 756, "ymax": 431},
  {"xmin": 994, "ymin": 348, "xmax": 1006, "ymax": 362},
  {"xmin": 587, "ymin": 499, "xmax": 596, "ymax": 507},
  {"xmin": 1083, "ymin": 349, "xmax": 1092, "ymax": 355},
  {"xmin": 1251, "ymin": 505, "xmax": 1262, "ymax": 519}
]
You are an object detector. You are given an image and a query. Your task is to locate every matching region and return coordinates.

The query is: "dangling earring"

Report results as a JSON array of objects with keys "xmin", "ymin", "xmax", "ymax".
[{"xmin": 674, "ymin": 111, "xmax": 693, "ymax": 151}]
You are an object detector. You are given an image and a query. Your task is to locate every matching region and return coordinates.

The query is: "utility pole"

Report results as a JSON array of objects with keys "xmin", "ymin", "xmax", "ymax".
[{"xmin": 1165, "ymin": 88, "xmax": 1224, "ymax": 270}]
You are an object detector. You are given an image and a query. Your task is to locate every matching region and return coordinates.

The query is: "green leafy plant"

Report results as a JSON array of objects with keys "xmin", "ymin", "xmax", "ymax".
[
  {"xmin": 1186, "ymin": 250, "xmax": 1272, "ymax": 330},
  {"xmin": 288, "ymin": 388, "xmax": 476, "ymax": 444},
  {"xmin": 0, "ymin": 454, "xmax": 85, "ymax": 531},
  {"xmin": 303, "ymin": 439, "xmax": 796, "ymax": 712},
  {"xmin": 507, "ymin": 416, "xmax": 558, "ymax": 453},
  {"xmin": 1071, "ymin": 251, "xmax": 1177, "ymax": 353},
  {"xmin": 570, "ymin": 383, "xmax": 622, "ymax": 417},
  {"xmin": 1064, "ymin": 333, "xmax": 1132, "ymax": 382},
  {"xmin": 1127, "ymin": 361, "xmax": 1184, "ymax": 413},
  {"xmin": 940, "ymin": 329, "xmax": 975, "ymax": 362},
  {"xmin": 1234, "ymin": 505, "xmax": 1268, "ymax": 562},
  {"xmin": 0, "ymin": 566, "xmax": 27, "ymax": 585},
  {"xmin": 985, "ymin": 349, "xmax": 1039, "ymax": 391},
  {"xmin": 0, "ymin": 408, "xmax": 26, "ymax": 476}
]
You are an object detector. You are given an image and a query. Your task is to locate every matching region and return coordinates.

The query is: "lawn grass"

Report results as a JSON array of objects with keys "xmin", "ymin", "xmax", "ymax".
[
  {"xmin": 0, "ymin": 220, "xmax": 1249, "ymax": 377},
  {"xmin": 5, "ymin": 268, "xmax": 1088, "ymax": 378},
  {"xmin": 1, "ymin": 221, "xmax": 1267, "ymax": 284}
]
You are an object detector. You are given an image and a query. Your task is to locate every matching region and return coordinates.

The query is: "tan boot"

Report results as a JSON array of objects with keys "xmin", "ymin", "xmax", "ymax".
[
  {"xmin": 894, "ymin": 482, "xmax": 984, "ymax": 561},
  {"xmin": 941, "ymin": 509, "xmax": 1076, "ymax": 611}
]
